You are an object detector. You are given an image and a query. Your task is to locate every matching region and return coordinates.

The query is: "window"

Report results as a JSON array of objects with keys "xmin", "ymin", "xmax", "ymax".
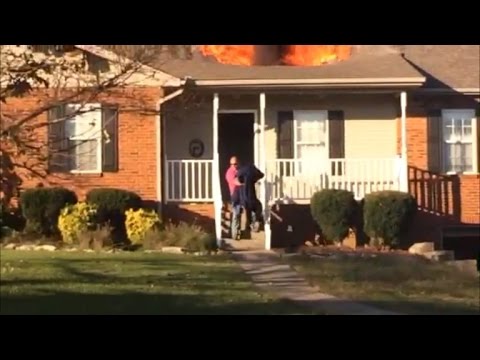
[
  {"xmin": 66, "ymin": 104, "xmax": 102, "ymax": 173},
  {"xmin": 293, "ymin": 110, "xmax": 328, "ymax": 174},
  {"xmin": 48, "ymin": 103, "xmax": 119, "ymax": 173},
  {"xmin": 441, "ymin": 109, "xmax": 477, "ymax": 174}
]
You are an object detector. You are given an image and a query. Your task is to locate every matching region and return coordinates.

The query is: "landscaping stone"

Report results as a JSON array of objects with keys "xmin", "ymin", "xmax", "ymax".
[
  {"xmin": 34, "ymin": 245, "xmax": 56, "ymax": 251},
  {"xmin": 193, "ymin": 251, "xmax": 210, "ymax": 256},
  {"xmin": 408, "ymin": 242, "xmax": 434, "ymax": 254},
  {"xmin": 161, "ymin": 246, "xmax": 184, "ymax": 254},
  {"xmin": 422, "ymin": 250, "xmax": 454, "ymax": 262},
  {"xmin": 4, "ymin": 243, "xmax": 17, "ymax": 250},
  {"xmin": 16, "ymin": 244, "xmax": 35, "ymax": 251}
]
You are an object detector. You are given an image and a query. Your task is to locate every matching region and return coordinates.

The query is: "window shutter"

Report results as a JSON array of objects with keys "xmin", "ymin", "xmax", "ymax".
[
  {"xmin": 328, "ymin": 110, "xmax": 345, "ymax": 175},
  {"xmin": 102, "ymin": 105, "xmax": 119, "ymax": 172},
  {"xmin": 277, "ymin": 111, "xmax": 294, "ymax": 159},
  {"xmin": 476, "ymin": 106, "xmax": 480, "ymax": 174},
  {"xmin": 47, "ymin": 104, "xmax": 68, "ymax": 172},
  {"xmin": 427, "ymin": 109, "xmax": 442, "ymax": 173}
]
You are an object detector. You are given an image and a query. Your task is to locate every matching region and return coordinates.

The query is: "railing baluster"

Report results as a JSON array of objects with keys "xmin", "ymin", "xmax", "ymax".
[{"xmin": 166, "ymin": 158, "xmax": 400, "ymax": 203}]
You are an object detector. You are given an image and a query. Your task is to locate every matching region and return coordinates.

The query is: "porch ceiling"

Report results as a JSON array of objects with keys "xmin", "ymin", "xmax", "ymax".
[{"xmin": 159, "ymin": 53, "xmax": 425, "ymax": 89}]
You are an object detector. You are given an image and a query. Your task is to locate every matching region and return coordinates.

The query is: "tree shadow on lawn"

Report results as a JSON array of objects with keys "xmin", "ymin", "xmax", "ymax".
[
  {"xmin": 1, "ymin": 287, "xmax": 319, "ymax": 315},
  {"xmin": 0, "ymin": 255, "xmax": 316, "ymax": 315}
]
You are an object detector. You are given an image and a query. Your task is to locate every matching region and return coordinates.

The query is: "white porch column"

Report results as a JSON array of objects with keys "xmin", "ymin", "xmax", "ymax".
[
  {"xmin": 212, "ymin": 93, "xmax": 222, "ymax": 245},
  {"xmin": 400, "ymin": 91, "xmax": 409, "ymax": 192},
  {"xmin": 259, "ymin": 92, "xmax": 271, "ymax": 250}
]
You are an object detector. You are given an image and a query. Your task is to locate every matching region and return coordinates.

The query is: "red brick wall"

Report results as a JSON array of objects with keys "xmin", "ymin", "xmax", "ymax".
[
  {"xmin": 405, "ymin": 96, "xmax": 480, "ymax": 231},
  {"xmin": 2, "ymin": 87, "xmax": 163, "ymax": 203},
  {"xmin": 162, "ymin": 203, "xmax": 215, "ymax": 232}
]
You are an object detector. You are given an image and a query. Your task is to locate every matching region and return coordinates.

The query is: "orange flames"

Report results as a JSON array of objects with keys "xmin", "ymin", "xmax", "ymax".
[
  {"xmin": 199, "ymin": 45, "xmax": 255, "ymax": 66},
  {"xmin": 283, "ymin": 45, "xmax": 352, "ymax": 66},
  {"xmin": 199, "ymin": 45, "xmax": 352, "ymax": 66}
]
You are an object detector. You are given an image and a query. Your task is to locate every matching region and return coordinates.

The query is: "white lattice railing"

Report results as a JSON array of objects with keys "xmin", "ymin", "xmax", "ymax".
[
  {"xmin": 165, "ymin": 157, "xmax": 407, "ymax": 203},
  {"xmin": 266, "ymin": 157, "xmax": 404, "ymax": 202},
  {"xmin": 165, "ymin": 160, "xmax": 213, "ymax": 202}
]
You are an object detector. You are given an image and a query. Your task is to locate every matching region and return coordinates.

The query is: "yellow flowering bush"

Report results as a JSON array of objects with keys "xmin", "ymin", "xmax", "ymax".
[
  {"xmin": 58, "ymin": 202, "xmax": 98, "ymax": 244},
  {"xmin": 125, "ymin": 208, "xmax": 161, "ymax": 245}
]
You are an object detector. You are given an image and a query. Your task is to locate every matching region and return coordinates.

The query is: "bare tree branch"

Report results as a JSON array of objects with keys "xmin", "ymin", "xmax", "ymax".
[{"xmin": 0, "ymin": 44, "xmax": 193, "ymax": 207}]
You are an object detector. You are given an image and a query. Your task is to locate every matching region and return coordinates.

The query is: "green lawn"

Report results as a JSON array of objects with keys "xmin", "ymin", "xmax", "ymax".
[
  {"xmin": 284, "ymin": 252, "xmax": 480, "ymax": 315},
  {"xmin": 0, "ymin": 250, "xmax": 314, "ymax": 315}
]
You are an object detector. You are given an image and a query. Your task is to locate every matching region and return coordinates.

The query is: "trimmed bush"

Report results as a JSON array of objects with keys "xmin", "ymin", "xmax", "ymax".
[
  {"xmin": 86, "ymin": 188, "xmax": 142, "ymax": 243},
  {"xmin": 310, "ymin": 189, "xmax": 358, "ymax": 244},
  {"xmin": 363, "ymin": 191, "xmax": 417, "ymax": 248},
  {"xmin": 125, "ymin": 208, "xmax": 162, "ymax": 245},
  {"xmin": 58, "ymin": 202, "xmax": 98, "ymax": 244},
  {"xmin": 20, "ymin": 187, "xmax": 77, "ymax": 236}
]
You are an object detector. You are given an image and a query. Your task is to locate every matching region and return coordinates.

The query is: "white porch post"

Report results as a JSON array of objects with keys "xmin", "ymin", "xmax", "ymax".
[
  {"xmin": 400, "ymin": 91, "xmax": 409, "ymax": 192},
  {"xmin": 259, "ymin": 92, "xmax": 271, "ymax": 250},
  {"xmin": 212, "ymin": 93, "xmax": 222, "ymax": 245}
]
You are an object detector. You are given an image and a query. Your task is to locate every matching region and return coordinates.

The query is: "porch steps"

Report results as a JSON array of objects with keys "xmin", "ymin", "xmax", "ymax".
[{"xmin": 221, "ymin": 204, "xmax": 265, "ymax": 251}]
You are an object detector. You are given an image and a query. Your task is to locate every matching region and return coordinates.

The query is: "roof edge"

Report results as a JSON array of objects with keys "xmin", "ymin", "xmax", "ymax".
[
  {"xmin": 74, "ymin": 45, "xmax": 181, "ymax": 85},
  {"xmin": 164, "ymin": 77, "xmax": 426, "ymax": 88},
  {"xmin": 414, "ymin": 88, "xmax": 480, "ymax": 95}
]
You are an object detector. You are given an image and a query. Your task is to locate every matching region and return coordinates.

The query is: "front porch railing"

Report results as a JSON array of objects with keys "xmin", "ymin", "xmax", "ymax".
[
  {"xmin": 266, "ymin": 157, "xmax": 404, "ymax": 202},
  {"xmin": 165, "ymin": 157, "xmax": 406, "ymax": 203},
  {"xmin": 165, "ymin": 160, "xmax": 213, "ymax": 202}
]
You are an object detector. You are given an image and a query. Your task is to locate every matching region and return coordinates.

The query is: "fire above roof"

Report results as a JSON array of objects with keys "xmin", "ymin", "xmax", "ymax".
[
  {"xmin": 159, "ymin": 49, "xmax": 426, "ymax": 88},
  {"xmin": 198, "ymin": 45, "xmax": 353, "ymax": 66}
]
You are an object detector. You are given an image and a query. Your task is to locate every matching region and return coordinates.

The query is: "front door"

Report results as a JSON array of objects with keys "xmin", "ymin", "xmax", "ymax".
[{"xmin": 218, "ymin": 112, "xmax": 255, "ymax": 203}]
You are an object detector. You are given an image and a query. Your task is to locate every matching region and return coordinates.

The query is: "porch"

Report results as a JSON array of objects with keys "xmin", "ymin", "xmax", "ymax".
[{"xmin": 162, "ymin": 91, "xmax": 410, "ymax": 249}]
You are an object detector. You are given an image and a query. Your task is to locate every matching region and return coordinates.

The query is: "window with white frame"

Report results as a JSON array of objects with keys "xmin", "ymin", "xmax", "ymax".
[
  {"xmin": 65, "ymin": 103, "xmax": 103, "ymax": 172},
  {"xmin": 441, "ymin": 109, "xmax": 477, "ymax": 173},
  {"xmin": 293, "ymin": 110, "xmax": 328, "ymax": 174}
]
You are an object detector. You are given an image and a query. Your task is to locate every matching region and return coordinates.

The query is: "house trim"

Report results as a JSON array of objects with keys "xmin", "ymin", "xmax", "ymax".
[
  {"xmin": 413, "ymin": 88, "xmax": 480, "ymax": 95},
  {"xmin": 166, "ymin": 77, "xmax": 426, "ymax": 89}
]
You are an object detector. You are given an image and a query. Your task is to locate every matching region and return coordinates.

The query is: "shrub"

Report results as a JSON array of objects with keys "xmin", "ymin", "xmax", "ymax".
[
  {"xmin": 20, "ymin": 187, "xmax": 77, "ymax": 236},
  {"xmin": 363, "ymin": 191, "xmax": 417, "ymax": 248},
  {"xmin": 86, "ymin": 188, "xmax": 142, "ymax": 242},
  {"xmin": 157, "ymin": 222, "xmax": 218, "ymax": 253},
  {"xmin": 310, "ymin": 189, "xmax": 358, "ymax": 244},
  {"xmin": 1, "ymin": 207, "xmax": 26, "ymax": 232},
  {"xmin": 1, "ymin": 226, "xmax": 14, "ymax": 242},
  {"xmin": 58, "ymin": 202, "xmax": 98, "ymax": 244},
  {"xmin": 125, "ymin": 208, "xmax": 162, "ymax": 245}
]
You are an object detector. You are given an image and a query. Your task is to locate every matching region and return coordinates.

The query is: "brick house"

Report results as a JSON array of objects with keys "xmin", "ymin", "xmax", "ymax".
[{"xmin": 2, "ymin": 45, "xmax": 479, "ymax": 254}]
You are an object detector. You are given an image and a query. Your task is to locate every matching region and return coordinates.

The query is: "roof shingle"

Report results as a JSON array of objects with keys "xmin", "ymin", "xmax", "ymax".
[{"xmin": 156, "ymin": 52, "xmax": 423, "ymax": 81}]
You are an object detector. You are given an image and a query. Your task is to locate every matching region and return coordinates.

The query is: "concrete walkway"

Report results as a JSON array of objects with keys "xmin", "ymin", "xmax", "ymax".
[{"xmin": 231, "ymin": 250, "xmax": 401, "ymax": 315}]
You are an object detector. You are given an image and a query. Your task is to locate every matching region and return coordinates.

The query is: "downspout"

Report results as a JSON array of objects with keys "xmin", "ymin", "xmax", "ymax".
[
  {"xmin": 400, "ymin": 91, "xmax": 408, "ymax": 192},
  {"xmin": 156, "ymin": 86, "xmax": 186, "ymax": 213}
]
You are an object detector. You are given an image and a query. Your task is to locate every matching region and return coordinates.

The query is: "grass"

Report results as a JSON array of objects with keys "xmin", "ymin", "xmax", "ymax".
[
  {"xmin": 0, "ymin": 250, "xmax": 316, "ymax": 315},
  {"xmin": 284, "ymin": 252, "xmax": 480, "ymax": 315}
]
